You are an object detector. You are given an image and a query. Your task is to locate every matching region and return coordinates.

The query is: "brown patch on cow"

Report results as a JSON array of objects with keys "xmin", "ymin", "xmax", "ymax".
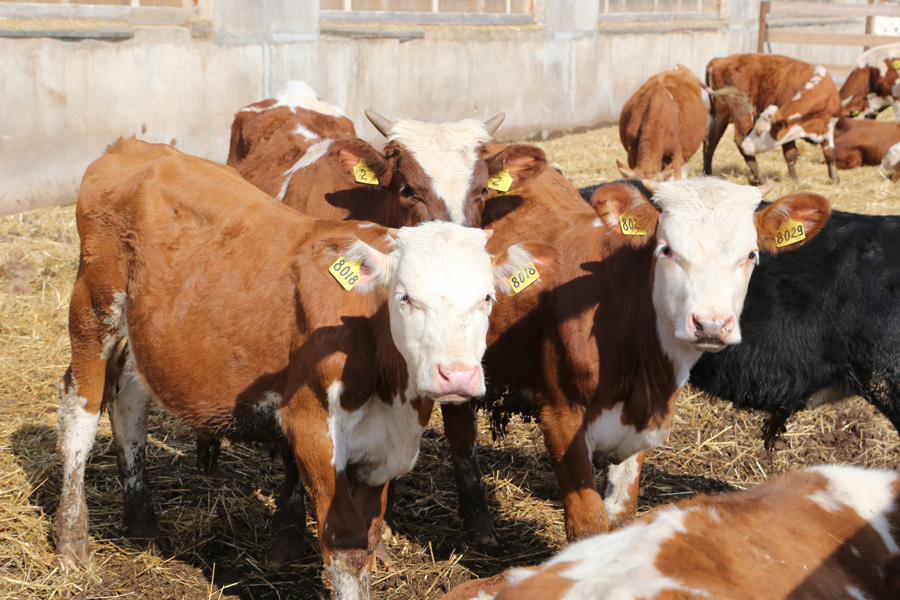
[
  {"xmin": 833, "ymin": 116, "xmax": 900, "ymax": 169},
  {"xmin": 755, "ymin": 192, "xmax": 831, "ymax": 254}
]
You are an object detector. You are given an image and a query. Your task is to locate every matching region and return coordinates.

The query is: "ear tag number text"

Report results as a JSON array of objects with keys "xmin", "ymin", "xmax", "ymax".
[
  {"xmin": 330, "ymin": 257, "xmax": 362, "ymax": 290},
  {"xmin": 488, "ymin": 167, "xmax": 513, "ymax": 193},
  {"xmin": 775, "ymin": 218, "xmax": 806, "ymax": 248},
  {"xmin": 619, "ymin": 213, "xmax": 646, "ymax": 236},
  {"xmin": 893, "ymin": 59, "xmax": 900, "ymax": 70},
  {"xmin": 354, "ymin": 160, "xmax": 379, "ymax": 185},
  {"xmin": 508, "ymin": 262, "xmax": 540, "ymax": 295}
]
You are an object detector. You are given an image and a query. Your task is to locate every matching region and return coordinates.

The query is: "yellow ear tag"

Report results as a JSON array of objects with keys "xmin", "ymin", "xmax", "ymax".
[
  {"xmin": 488, "ymin": 167, "xmax": 513, "ymax": 193},
  {"xmin": 775, "ymin": 218, "xmax": 806, "ymax": 248},
  {"xmin": 329, "ymin": 256, "xmax": 362, "ymax": 290},
  {"xmin": 353, "ymin": 159, "xmax": 379, "ymax": 185},
  {"xmin": 892, "ymin": 59, "xmax": 900, "ymax": 70},
  {"xmin": 618, "ymin": 214, "xmax": 646, "ymax": 236},
  {"xmin": 508, "ymin": 262, "xmax": 540, "ymax": 295}
]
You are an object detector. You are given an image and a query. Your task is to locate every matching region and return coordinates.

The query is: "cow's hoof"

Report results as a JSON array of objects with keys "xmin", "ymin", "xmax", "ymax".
[
  {"xmin": 266, "ymin": 531, "xmax": 308, "ymax": 568},
  {"xmin": 471, "ymin": 531, "xmax": 500, "ymax": 547},
  {"xmin": 375, "ymin": 538, "xmax": 395, "ymax": 569}
]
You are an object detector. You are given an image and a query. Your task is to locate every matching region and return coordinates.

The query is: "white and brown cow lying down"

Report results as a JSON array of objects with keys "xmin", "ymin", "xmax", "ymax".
[
  {"xmin": 227, "ymin": 79, "xmax": 505, "ymax": 228},
  {"xmin": 617, "ymin": 64, "xmax": 709, "ymax": 180},
  {"xmin": 54, "ymin": 138, "xmax": 555, "ymax": 600},
  {"xmin": 840, "ymin": 43, "xmax": 900, "ymax": 120},
  {"xmin": 441, "ymin": 465, "xmax": 900, "ymax": 600},
  {"xmin": 705, "ymin": 53, "xmax": 842, "ymax": 184},
  {"xmin": 830, "ymin": 116, "xmax": 900, "ymax": 179},
  {"xmin": 464, "ymin": 146, "xmax": 831, "ymax": 542}
]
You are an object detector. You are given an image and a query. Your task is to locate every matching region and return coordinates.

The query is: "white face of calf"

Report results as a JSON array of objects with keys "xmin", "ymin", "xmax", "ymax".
[
  {"xmin": 651, "ymin": 179, "xmax": 763, "ymax": 357},
  {"xmin": 347, "ymin": 221, "xmax": 551, "ymax": 402}
]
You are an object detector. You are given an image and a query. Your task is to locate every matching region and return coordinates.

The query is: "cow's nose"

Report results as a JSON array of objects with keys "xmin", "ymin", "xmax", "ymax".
[
  {"xmin": 691, "ymin": 314, "xmax": 736, "ymax": 339},
  {"xmin": 435, "ymin": 364, "xmax": 481, "ymax": 397}
]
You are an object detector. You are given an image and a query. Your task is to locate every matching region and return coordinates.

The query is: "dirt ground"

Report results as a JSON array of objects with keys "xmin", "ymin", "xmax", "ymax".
[{"xmin": 1, "ymin": 122, "xmax": 899, "ymax": 600}]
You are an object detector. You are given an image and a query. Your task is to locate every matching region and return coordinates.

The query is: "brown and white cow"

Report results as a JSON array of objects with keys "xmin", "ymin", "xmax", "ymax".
[
  {"xmin": 227, "ymin": 80, "xmax": 505, "ymax": 228},
  {"xmin": 471, "ymin": 146, "xmax": 830, "ymax": 542},
  {"xmin": 832, "ymin": 116, "xmax": 900, "ymax": 174},
  {"xmin": 617, "ymin": 64, "xmax": 709, "ymax": 180},
  {"xmin": 840, "ymin": 43, "xmax": 900, "ymax": 120},
  {"xmin": 53, "ymin": 138, "xmax": 554, "ymax": 600},
  {"xmin": 704, "ymin": 53, "xmax": 843, "ymax": 184},
  {"xmin": 441, "ymin": 465, "xmax": 900, "ymax": 600}
]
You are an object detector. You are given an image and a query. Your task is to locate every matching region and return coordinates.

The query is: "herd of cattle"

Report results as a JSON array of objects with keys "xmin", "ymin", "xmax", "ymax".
[{"xmin": 50, "ymin": 46, "xmax": 900, "ymax": 600}]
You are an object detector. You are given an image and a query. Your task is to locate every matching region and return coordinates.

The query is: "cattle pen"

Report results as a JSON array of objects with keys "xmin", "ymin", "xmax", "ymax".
[{"xmin": 2, "ymin": 119, "xmax": 900, "ymax": 599}]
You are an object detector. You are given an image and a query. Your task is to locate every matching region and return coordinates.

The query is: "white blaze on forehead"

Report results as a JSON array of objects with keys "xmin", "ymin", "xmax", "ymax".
[
  {"xmin": 855, "ymin": 43, "xmax": 900, "ymax": 76},
  {"xmin": 273, "ymin": 80, "xmax": 347, "ymax": 117},
  {"xmin": 387, "ymin": 119, "xmax": 492, "ymax": 225},
  {"xmin": 807, "ymin": 465, "xmax": 900, "ymax": 554}
]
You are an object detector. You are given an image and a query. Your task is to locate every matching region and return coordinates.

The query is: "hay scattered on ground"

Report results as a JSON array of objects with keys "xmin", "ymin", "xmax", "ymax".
[{"xmin": 1, "ymin": 121, "xmax": 899, "ymax": 600}]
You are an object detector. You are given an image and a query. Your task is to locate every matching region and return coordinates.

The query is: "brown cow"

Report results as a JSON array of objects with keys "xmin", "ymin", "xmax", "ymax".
[
  {"xmin": 840, "ymin": 43, "xmax": 900, "ymax": 119},
  {"xmin": 470, "ymin": 145, "xmax": 831, "ymax": 543},
  {"xmin": 441, "ymin": 465, "xmax": 900, "ymax": 600},
  {"xmin": 53, "ymin": 138, "xmax": 555, "ymax": 600},
  {"xmin": 704, "ymin": 53, "xmax": 842, "ymax": 184},
  {"xmin": 833, "ymin": 116, "xmax": 900, "ymax": 173},
  {"xmin": 617, "ymin": 64, "xmax": 709, "ymax": 180}
]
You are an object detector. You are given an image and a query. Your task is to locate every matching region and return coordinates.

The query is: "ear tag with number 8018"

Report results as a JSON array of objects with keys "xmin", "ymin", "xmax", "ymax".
[
  {"xmin": 488, "ymin": 167, "xmax": 513, "ymax": 193},
  {"xmin": 619, "ymin": 213, "xmax": 646, "ymax": 236},
  {"xmin": 330, "ymin": 256, "xmax": 362, "ymax": 290},
  {"xmin": 508, "ymin": 262, "xmax": 540, "ymax": 296},
  {"xmin": 353, "ymin": 160, "xmax": 379, "ymax": 185},
  {"xmin": 775, "ymin": 218, "xmax": 805, "ymax": 248}
]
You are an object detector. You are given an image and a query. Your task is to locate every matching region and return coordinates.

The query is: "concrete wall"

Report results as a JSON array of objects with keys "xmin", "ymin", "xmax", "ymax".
[{"xmin": 0, "ymin": 0, "xmax": 868, "ymax": 214}]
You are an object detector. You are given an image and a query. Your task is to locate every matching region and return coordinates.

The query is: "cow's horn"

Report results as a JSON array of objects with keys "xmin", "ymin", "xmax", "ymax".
[
  {"xmin": 758, "ymin": 182, "xmax": 776, "ymax": 197},
  {"xmin": 366, "ymin": 109, "xmax": 396, "ymax": 138},
  {"xmin": 641, "ymin": 179, "xmax": 660, "ymax": 195},
  {"xmin": 484, "ymin": 112, "xmax": 505, "ymax": 137}
]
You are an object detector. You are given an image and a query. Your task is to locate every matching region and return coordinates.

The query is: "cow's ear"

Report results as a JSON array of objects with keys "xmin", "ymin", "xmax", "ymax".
[
  {"xmin": 332, "ymin": 138, "xmax": 392, "ymax": 188},
  {"xmin": 589, "ymin": 182, "xmax": 660, "ymax": 247},
  {"xmin": 490, "ymin": 240, "xmax": 561, "ymax": 296},
  {"xmin": 483, "ymin": 144, "xmax": 547, "ymax": 193},
  {"xmin": 755, "ymin": 193, "xmax": 831, "ymax": 254},
  {"xmin": 315, "ymin": 234, "xmax": 397, "ymax": 293}
]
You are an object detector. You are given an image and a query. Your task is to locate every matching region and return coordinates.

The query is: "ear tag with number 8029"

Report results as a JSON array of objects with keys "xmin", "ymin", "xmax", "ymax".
[
  {"xmin": 775, "ymin": 218, "xmax": 806, "ymax": 248},
  {"xmin": 508, "ymin": 262, "xmax": 540, "ymax": 296},
  {"xmin": 619, "ymin": 213, "xmax": 646, "ymax": 236},
  {"xmin": 353, "ymin": 160, "xmax": 379, "ymax": 185},
  {"xmin": 330, "ymin": 256, "xmax": 362, "ymax": 290},
  {"xmin": 488, "ymin": 167, "xmax": 513, "ymax": 193}
]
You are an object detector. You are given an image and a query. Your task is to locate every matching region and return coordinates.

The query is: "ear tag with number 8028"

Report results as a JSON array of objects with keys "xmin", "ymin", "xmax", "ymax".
[
  {"xmin": 619, "ymin": 213, "xmax": 646, "ymax": 236},
  {"xmin": 353, "ymin": 160, "xmax": 379, "ymax": 185},
  {"xmin": 508, "ymin": 262, "xmax": 540, "ymax": 296},
  {"xmin": 330, "ymin": 256, "xmax": 362, "ymax": 290},
  {"xmin": 775, "ymin": 218, "xmax": 805, "ymax": 248},
  {"xmin": 488, "ymin": 167, "xmax": 513, "ymax": 193}
]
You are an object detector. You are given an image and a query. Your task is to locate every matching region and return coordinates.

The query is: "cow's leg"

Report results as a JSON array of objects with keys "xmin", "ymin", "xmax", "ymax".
[
  {"xmin": 196, "ymin": 429, "xmax": 220, "ymax": 475},
  {"xmin": 703, "ymin": 100, "xmax": 729, "ymax": 175},
  {"xmin": 267, "ymin": 443, "xmax": 309, "ymax": 567},
  {"xmin": 351, "ymin": 481, "xmax": 390, "ymax": 555},
  {"xmin": 440, "ymin": 402, "xmax": 498, "ymax": 546},
  {"xmin": 738, "ymin": 149, "xmax": 767, "ymax": 186},
  {"xmin": 540, "ymin": 408, "xmax": 606, "ymax": 541},
  {"xmin": 55, "ymin": 280, "xmax": 125, "ymax": 568},
  {"xmin": 782, "ymin": 141, "xmax": 799, "ymax": 181},
  {"xmin": 108, "ymin": 347, "xmax": 167, "ymax": 550},
  {"xmin": 820, "ymin": 141, "xmax": 839, "ymax": 183},
  {"xmin": 601, "ymin": 451, "xmax": 646, "ymax": 529}
]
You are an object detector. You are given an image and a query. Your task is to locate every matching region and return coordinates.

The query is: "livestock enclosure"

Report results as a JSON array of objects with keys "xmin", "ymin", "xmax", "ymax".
[{"xmin": 2, "ymin": 121, "xmax": 899, "ymax": 600}]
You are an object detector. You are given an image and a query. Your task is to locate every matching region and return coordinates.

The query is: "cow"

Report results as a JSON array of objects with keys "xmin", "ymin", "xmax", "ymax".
[
  {"xmin": 832, "ymin": 116, "xmax": 900, "ymax": 171},
  {"xmin": 689, "ymin": 204, "xmax": 900, "ymax": 450},
  {"xmin": 840, "ymin": 43, "xmax": 900, "ymax": 120},
  {"xmin": 227, "ymin": 80, "xmax": 505, "ymax": 228},
  {"xmin": 222, "ymin": 82, "xmax": 516, "ymax": 548},
  {"xmin": 440, "ymin": 465, "xmax": 900, "ymax": 600},
  {"xmin": 617, "ymin": 64, "xmax": 709, "ymax": 180},
  {"xmin": 470, "ymin": 141, "xmax": 831, "ymax": 543},
  {"xmin": 704, "ymin": 53, "xmax": 842, "ymax": 184},
  {"xmin": 53, "ymin": 138, "xmax": 555, "ymax": 600}
]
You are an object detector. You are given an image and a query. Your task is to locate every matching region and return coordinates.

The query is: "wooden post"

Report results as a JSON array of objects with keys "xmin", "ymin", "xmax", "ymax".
[
  {"xmin": 865, "ymin": 0, "xmax": 874, "ymax": 51},
  {"xmin": 758, "ymin": 0, "xmax": 770, "ymax": 53}
]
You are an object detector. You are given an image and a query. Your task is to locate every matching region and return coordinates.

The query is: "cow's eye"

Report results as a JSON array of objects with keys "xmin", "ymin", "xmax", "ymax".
[
  {"xmin": 484, "ymin": 293, "xmax": 494, "ymax": 304},
  {"xmin": 400, "ymin": 185, "xmax": 416, "ymax": 199},
  {"xmin": 660, "ymin": 245, "xmax": 672, "ymax": 257},
  {"xmin": 748, "ymin": 250, "xmax": 758, "ymax": 262}
]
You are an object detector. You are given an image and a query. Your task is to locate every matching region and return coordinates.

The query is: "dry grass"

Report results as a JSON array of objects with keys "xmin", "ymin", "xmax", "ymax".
[{"xmin": 1, "ymin": 121, "xmax": 899, "ymax": 600}]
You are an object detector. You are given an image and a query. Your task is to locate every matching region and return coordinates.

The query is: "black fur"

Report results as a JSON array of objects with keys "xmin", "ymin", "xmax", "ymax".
[{"xmin": 578, "ymin": 179, "xmax": 656, "ymax": 204}]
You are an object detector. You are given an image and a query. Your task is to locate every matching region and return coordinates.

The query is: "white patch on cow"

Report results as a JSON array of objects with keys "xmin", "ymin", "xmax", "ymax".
[
  {"xmin": 845, "ymin": 586, "xmax": 869, "ymax": 600},
  {"xmin": 881, "ymin": 140, "xmax": 900, "ymax": 177},
  {"xmin": 357, "ymin": 222, "xmax": 377, "ymax": 228},
  {"xmin": 604, "ymin": 453, "xmax": 642, "ymax": 523},
  {"xmin": 807, "ymin": 465, "xmax": 900, "ymax": 554},
  {"xmin": 700, "ymin": 87, "xmax": 710, "ymax": 112},
  {"xmin": 787, "ymin": 113, "xmax": 802, "ymax": 122},
  {"xmin": 108, "ymin": 354, "xmax": 152, "ymax": 492},
  {"xmin": 652, "ymin": 179, "xmax": 763, "ymax": 381},
  {"xmin": 330, "ymin": 560, "xmax": 371, "ymax": 600},
  {"xmin": 585, "ymin": 404, "xmax": 668, "ymax": 462},
  {"xmin": 387, "ymin": 119, "xmax": 492, "ymax": 225},
  {"xmin": 238, "ymin": 105, "xmax": 265, "ymax": 114},
  {"xmin": 293, "ymin": 123, "xmax": 318, "ymax": 140},
  {"xmin": 326, "ymin": 380, "xmax": 365, "ymax": 472},
  {"xmin": 855, "ymin": 43, "xmax": 900, "ymax": 77},
  {"xmin": 842, "ymin": 95, "xmax": 855, "ymax": 107},
  {"xmin": 274, "ymin": 80, "xmax": 346, "ymax": 118},
  {"xmin": 740, "ymin": 105, "xmax": 779, "ymax": 155},
  {"xmin": 100, "ymin": 290, "xmax": 128, "ymax": 359},
  {"xmin": 276, "ymin": 139, "xmax": 333, "ymax": 202},
  {"xmin": 56, "ymin": 375, "xmax": 101, "ymax": 522},
  {"xmin": 805, "ymin": 66, "xmax": 827, "ymax": 90},
  {"xmin": 792, "ymin": 90, "xmax": 802, "ymax": 102},
  {"xmin": 593, "ymin": 217, "xmax": 604, "ymax": 228}
]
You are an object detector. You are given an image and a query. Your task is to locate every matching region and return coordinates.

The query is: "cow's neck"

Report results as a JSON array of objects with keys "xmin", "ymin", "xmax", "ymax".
[{"xmin": 370, "ymin": 303, "xmax": 412, "ymax": 404}]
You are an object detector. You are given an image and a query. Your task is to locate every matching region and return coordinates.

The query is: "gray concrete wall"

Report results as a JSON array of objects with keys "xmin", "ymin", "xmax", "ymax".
[{"xmin": 0, "ymin": 0, "xmax": 869, "ymax": 214}]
